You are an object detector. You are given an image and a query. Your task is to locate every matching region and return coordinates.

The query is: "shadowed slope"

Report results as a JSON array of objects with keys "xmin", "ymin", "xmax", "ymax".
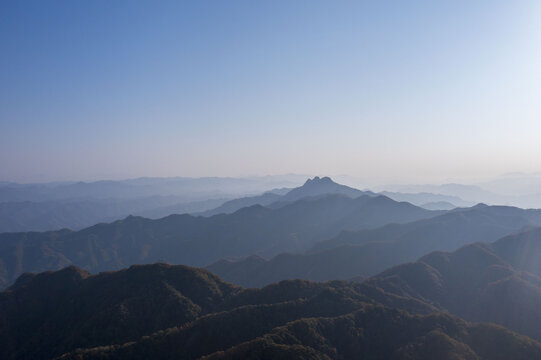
[
  {"xmin": 0, "ymin": 264, "xmax": 433, "ymax": 360},
  {"xmin": 4, "ymin": 257, "xmax": 541, "ymax": 360},
  {"xmin": 204, "ymin": 307, "xmax": 541, "ymax": 360},
  {"xmin": 366, "ymin": 228, "xmax": 541, "ymax": 341},
  {"xmin": 0, "ymin": 263, "xmax": 241, "ymax": 360},
  {"xmin": 209, "ymin": 205, "xmax": 541, "ymax": 287}
]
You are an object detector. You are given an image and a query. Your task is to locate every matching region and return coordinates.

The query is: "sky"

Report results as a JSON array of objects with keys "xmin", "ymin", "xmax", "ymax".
[{"xmin": 1, "ymin": 0, "xmax": 540, "ymax": 184}]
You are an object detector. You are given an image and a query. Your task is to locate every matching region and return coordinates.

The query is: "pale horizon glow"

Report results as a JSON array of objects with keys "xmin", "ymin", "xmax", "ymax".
[{"xmin": 1, "ymin": 1, "xmax": 540, "ymax": 185}]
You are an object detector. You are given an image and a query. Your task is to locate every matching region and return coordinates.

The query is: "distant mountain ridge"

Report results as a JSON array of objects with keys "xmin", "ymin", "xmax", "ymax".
[
  {"xmin": 380, "ymin": 181, "xmax": 541, "ymax": 209},
  {"xmin": 209, "ymin": 204, "xmax": 541, "ymax": 287},
  {"xmin": 0, "ymin": 175, "xmax": 308, "ymax": 202},
  {"xmin": 0, "ymin": 185, "xmax": 436, "ymax": 289},
  {"xmin": 0, "ymin": 175, "xmax": 307, "ymax": 232},
  {"xmin": 202, "ymin": 176, "xmax": 374, "ymax": 216},
  {"xmin": 0, "ymin": 197, "xmax": 227, "ymax": 233},
  {"xmin": 380, "ymin": 190, "xmax": 473, "ymax": 208},
  {"xmin": 0, "ymin": 175, "xmax": 373, "ymax": 232},
  {"xmin": 5, "ymin": 174, "xmax": 541, "ymax": 232}
]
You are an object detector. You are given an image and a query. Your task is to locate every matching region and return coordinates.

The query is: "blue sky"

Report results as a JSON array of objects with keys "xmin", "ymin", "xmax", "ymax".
[{"xmin": 1, "ymin": 0, "xmax": 540, "ymax": 184}]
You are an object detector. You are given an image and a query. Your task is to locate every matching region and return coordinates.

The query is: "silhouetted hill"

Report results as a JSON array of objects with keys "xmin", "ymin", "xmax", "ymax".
[
  {"xmin": 209, "ymin": 204, "xmax": 541, "ymax": 287},
  {"xmin": 202, "ymin": 176, "xmax": 373, "ymax": 216},
  {"xmin": 314, "ymin": 204, "xmax": 541, "ymax": 253},
  {"xmin": 366, "ymin": 227, "xmax": 541, "ymax": 341},
  {"xmin": 282, "ymin": 176, "xmax": 371, "ymax": 201},
  {"xmin": 3, "ymin": 263, "xmax": 540, "ymax": 360},
  {"xmin": 0, "ymin": 194, "xmax": 435, "ymax": 289}
]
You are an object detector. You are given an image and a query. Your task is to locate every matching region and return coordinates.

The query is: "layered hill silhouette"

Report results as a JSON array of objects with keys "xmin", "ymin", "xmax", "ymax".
[
  {"xmin": 0, "ymin": 180, "xmax": 435, "ymax": 289},
  {"xmin": 0, "ymin": 176, "xmax": 305, "ymax": 203},
  {"xmin": 209, "ymin": 204, "xmax": 541, "ymax": 287},
  {"xmin": 0, "ymin": 175, "xmax": 305, "ymax": 232},
  {"xmin": 201, "ymin": 176, "xmax": 373, "ymax": 216},
  {"xmin": 0, "ymin": 197, "xmax": 226, "ymax": 233},
  {"xmin": 380, "ymin": 190, "xmax": 473, "ymax": 208},
  {"xmin": 2, "ymin": 263, "xmax": 541, "ymax": 360},
  {"xmin": 4, "ymin": 175, "xmax": 541, "ymax": 360},
  {"xmin": 0, "ymin": 176, "xmax": 366, "ymax": 232},
  {"xmin": 366, "ymin": 227, "xmax": 541, "ymax": 342}
]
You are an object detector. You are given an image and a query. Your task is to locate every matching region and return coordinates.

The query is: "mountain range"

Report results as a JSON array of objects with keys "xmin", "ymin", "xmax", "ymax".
[
  {"xmin": 6, "ymin": 174, "xmax": 541, "ymax": 232},
  {"xmin": 2, "ymin": 259, "xmax": 541, "ymax": 360},
  {"xmin": 5, "ymin": 176, "xmax": 541, "ymax": 292},
  {"xmin": 380, "ymin": 191, "xmax": 472, "ymax": 209},
  {"xmin": 0, "ymin": 176, "xmax": 308, "ymax": 202},
  {"xmin": 380, "ymin": 178, "xmax": 541, "ymax": 209},
  {"xmin": 201, "ymin": 176, "xmax": 373, "ymax": 216},
  {"xmin": 366, "ymin": 227, "xmax": 541, "ymax": 341},
  {"xmin": 0, "ymin": 197, "xmax": 227, "ymax": 233},
  {"xmin": 209, "ymin": 204, "xmax": 541, "ymax": 287},
  {"xmin": 3, "ymin": 176, "xmax": 541, "ymax": 358},
  {"xmin": 0, "ymin": 175, "xmax": 306, "ymax": 232},
  {"xmin": 0, "ymin": 177, "xmax": 436, "ymax": 289}
]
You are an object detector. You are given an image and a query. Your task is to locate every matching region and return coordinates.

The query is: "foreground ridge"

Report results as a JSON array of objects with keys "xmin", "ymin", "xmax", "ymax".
[{"xmin": 1, "ymin": 262, "xmax": 541, "ymax": 360}]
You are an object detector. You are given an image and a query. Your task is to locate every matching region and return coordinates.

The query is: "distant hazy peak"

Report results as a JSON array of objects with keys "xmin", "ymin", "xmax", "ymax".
[
  {"xmin": 280, "ymin": 176, "xmax": 367, "ymax": 203},
  {"xmin": 304, "ymin": 176, "xmax": 333, "ymax": 185},
  {"xmin": 472, "ymin": 203, "xmax": 489, "ymax": 208},
  {"xmin": 295, "ymin": 176, "xmax": 358, "ymax": 191}
]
